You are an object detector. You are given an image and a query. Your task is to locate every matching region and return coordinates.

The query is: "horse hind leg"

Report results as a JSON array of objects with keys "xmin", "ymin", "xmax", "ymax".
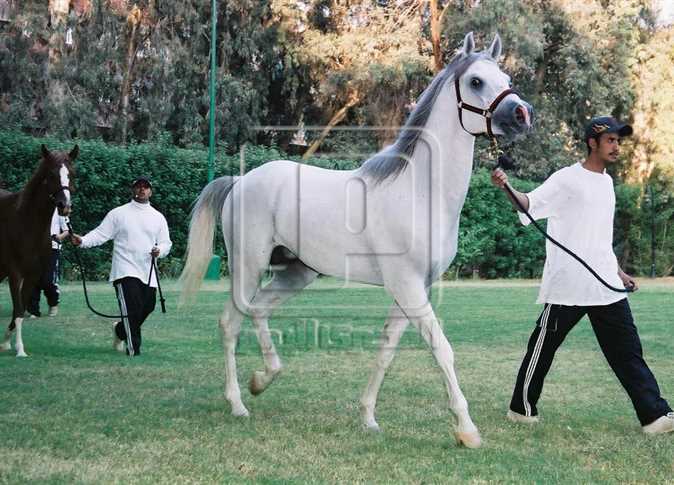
[
  {"xmin": 220, "ymin": 239, "xmax": 275, "ymax": 417},
  {"xmin": 220, "ymin": 298, "xmax": 249, "ymax": 417},
  {"xmin": 248, "ymin": 260, "xmax": 318, "ymax": 396}
]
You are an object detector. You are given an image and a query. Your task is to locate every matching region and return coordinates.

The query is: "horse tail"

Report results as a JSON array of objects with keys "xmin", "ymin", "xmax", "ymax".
[{"xmin": 179, "ymin": 176, "xmax": 238, "ymax": 304}]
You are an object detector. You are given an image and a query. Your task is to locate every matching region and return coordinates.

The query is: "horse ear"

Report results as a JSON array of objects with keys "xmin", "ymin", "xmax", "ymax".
[
  {"xmin": 69, "ymin": 145, "xmax": 80, "ymax": 161},
  {"xmin": 41, "ymin": 144, "xmax": 51, "ymax": 160},
  {"xmin": 489, "ymin": 33, "xmax": 502, "ymax": 60},
  {"xmin": 460, "ymin": 32, "xmax": 475, "ymax": 57}
]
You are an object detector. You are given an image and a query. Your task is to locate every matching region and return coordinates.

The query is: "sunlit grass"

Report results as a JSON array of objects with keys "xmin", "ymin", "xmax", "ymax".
[{"xmin": 1, "ymin": 279, "xmax": 673, "ymax": 483}]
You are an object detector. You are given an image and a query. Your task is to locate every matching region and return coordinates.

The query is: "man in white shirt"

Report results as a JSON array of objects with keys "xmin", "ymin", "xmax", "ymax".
[
  {"xmin": 491, "ymin": 116, "xmax": 673, "ymax": 435},
  {"xmin": 27, "ymin": 209, "xmax": 69, "ymax": 318},
  {"xmin": 71, "ymin": 176, "xmax": 172, "ymax": 356}
]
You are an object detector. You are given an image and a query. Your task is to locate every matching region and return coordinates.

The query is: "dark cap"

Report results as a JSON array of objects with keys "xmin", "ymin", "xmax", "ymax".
[
  {"xmin": 584, "ymin": 116, "xmax": 633, "ymax": 142},
  {"xmin": 131, "ymin": 176, "xmax": 152, "ymax": 188}
]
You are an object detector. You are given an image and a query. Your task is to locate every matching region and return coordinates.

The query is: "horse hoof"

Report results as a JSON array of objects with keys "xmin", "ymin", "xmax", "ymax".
[
  {"xmin": 0, "ymin": 342, "xmax": 10, "ymax": 352},
  {"xmin": 455, "ymin": 431, "xmax": 481, "ymax": 449},
  {"xmin": 16, "ymin": 351, "xmax": 28, "ymax": 358},
  {"xmin": 231, "ymin": 406, "xmax": 250, "ymax": 418},
  {"xmin": 249, "ymin": 371, "xmax": 267, "ymax": 396},
  {"xmin": 363, "ymin": 422, "xmax": 381, "ymax": 433}
]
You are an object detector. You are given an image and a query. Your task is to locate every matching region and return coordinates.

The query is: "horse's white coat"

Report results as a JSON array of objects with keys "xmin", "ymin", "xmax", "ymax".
[{"xmin": 181, "ymin": 33, "xmax": 532, "ymax": 448}]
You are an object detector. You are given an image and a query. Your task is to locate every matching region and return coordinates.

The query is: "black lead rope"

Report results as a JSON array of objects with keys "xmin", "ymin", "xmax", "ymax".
[
  {"xmin": 147, "ymin": 254, "xmax": 167, "ymax": 313},
  {"xmin": 66, "ymin": 222, "xmax": 168, "ymax": 318},
  {"xmin": 496, "ymin": 155, "xmax": 633, "ymax": 294},
  {"xmin": 65, "ymin": 222, "xmax": 123, "ymax": 318}
]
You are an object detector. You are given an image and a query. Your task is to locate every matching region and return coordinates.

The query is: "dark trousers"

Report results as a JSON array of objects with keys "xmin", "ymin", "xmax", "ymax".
[
  {"xmin": 113, "ymin": 277, "xmax": 156, "ymax": 356},
  {"xmin": 510, "ymin": 298, "xmax": 671, "ymax": 426},
  {"xmin": 28, "ymin": 249, "xmax": 61, "ymax": 315}
]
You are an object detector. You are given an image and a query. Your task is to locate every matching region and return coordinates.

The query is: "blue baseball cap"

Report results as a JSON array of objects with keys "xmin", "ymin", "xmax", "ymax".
[
  {"xmin": 131, "ymin": 176, "xmax": 152, "ymax": 188},
  {"xmin": 584, "ymin": 116, "xmax": 633, "ymax": 142}
]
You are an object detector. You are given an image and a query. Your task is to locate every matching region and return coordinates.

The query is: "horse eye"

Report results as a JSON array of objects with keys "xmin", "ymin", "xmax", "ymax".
[{"xmin": 471, "ymin": 78, "xmax": 482, "ymax": 88}]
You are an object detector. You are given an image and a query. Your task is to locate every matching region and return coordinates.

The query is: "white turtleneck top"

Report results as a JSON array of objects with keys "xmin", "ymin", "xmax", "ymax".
[{"xmin": 80, "ymin": 200, "xmax": 172, "ymax": 287}]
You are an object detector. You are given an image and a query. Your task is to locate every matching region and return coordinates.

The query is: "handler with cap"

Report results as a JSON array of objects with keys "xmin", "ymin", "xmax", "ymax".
[
  {"xmin": 71, "ymin": 176, "xmax": 172, "ymax": 356},
  {"xmin": 491, "ymin": 116, "xmax": 673, "ymax": 435}
]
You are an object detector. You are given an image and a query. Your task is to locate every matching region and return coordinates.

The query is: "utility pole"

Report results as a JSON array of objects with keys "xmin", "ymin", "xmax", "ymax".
[
  {"xmin": 204, "ymin": 0, "xmax": 220, "ymax": 279},
  {"xmin": 648, "ymin": 185, "xmax": 656, "ymax": 278},
  {"xmin": 208, "ymin": 0, "xmax": 217, "ymax": 183}
]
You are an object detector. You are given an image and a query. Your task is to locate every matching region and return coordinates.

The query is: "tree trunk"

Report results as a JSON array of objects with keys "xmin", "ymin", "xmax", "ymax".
[
  {"xmin": 120, "ymin": 6, "xmax": 142, "ymax": 145},
  {"xmin": 302, "ymin": 91, "xmax": 361, "ymax": 160},
  {"xmin": 47, "ymin": 0, "xmax": 69, "ymax": 110},
  {"xmin": 429, "ymin": 0, "xmax": 442, "ymax": 74}
]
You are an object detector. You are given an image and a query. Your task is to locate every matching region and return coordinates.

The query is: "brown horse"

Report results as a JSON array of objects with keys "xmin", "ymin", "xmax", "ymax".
[{"xmin": 0, "ymin": 144, "xmax": 78, "ymax": 357}]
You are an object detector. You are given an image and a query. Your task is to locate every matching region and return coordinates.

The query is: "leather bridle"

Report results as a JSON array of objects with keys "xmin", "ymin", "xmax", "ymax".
[
  {"xmin": 48, "ymin": 185, "xmax": 71, "ymax": 205},
  {"xmin": 454, "ymin": 78, "xmax": 519, "ymax": 138}
]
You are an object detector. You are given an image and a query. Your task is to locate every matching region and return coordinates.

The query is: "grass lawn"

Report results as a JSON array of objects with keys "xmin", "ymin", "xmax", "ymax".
[{"xmin": 1, "ymin": 278, "xmax": 673, "ymax": 484}]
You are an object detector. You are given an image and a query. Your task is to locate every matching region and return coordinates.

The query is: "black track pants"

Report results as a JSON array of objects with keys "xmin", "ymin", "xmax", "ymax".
[
  {"xmin": 28, "ymin": 249, "xmax": 61, "ymax": 314},
  {"xmin": 113, "ymin": 277, "xmax": 156, "ymax": 356},
  {"xmin": 510, "ymin": 298, "xmax": 671, "ymax": 425}
]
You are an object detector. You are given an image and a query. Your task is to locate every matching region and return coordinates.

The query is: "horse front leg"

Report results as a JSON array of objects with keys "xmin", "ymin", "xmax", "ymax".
[
  {"xmin": 1, "ymin": 275, "xmax": 27, "ymax": 357},
  {"xmin": 360, "ymin": 303, "xmax": 409, "ymax": 431},
  {"xmin": 390, "ymin": 284, "xmax": 481, "ymax": 448}
]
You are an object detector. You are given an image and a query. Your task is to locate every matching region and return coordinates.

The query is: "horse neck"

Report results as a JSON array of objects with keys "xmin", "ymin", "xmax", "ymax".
[
  {"xmin": 18, "ymin": 166, "xmax": 55, "ymax": 229},
  {"xmin": 408, "ymin": 83, "xmax": 476, "ymax": 210}
]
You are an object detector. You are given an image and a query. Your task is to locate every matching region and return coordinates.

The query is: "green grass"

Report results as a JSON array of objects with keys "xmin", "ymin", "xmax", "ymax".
[{"xmin": 1, "ymin": 279, "xmax": 673, "ymax": 484}]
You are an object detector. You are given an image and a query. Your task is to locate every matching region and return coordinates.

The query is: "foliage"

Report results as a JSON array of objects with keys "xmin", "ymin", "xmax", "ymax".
[
  {"xmin": 451, "ymin": 169, "xmax": 546, "ymax": 279},
  {"xmin": 2, "ymin": 130, "xmax": 672, "ymax": 280},
  {"xmin": 442, "ymin": 0, "xmax": 645, "ymax": 180}
]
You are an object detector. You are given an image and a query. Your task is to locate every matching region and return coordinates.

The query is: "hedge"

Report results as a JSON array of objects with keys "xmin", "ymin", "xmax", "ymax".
[{"xmin": 3, "ymin": 130, "xmax": 668, "ymax": 282}]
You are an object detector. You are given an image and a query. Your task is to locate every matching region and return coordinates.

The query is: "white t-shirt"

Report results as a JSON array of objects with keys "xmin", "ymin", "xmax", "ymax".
[
  {"xmin": 49, "ymin": 208, "xmax": 69, "ymax": 250},
  {"xmin": 520, "ymin": 162, "xmax": 625, "ymax": 306},
  {"xmin": 80, "ymin": 200, "xmax": 172, "ymax": 287}
]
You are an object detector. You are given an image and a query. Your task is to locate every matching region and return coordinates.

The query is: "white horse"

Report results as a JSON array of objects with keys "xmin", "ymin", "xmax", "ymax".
[{"xmin": 181, "ymin": 32, "xmax": 533, "ymax": 448}]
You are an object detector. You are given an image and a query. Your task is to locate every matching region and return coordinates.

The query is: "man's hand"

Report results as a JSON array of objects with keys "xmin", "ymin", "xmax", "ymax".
[
  {"xmin": 71, "ymin": 234, "xmax": 83, "ymax": 246},
  {"xmin": 619, "ymin": 270, "xmax": 639, "ymax": 291},
  {"xmin": 491, "ymin": 168, "xmax": 509, "ymax": 189},
  {"xmin": 55, "ymin": 230, "xmax": 69, "ymax": 243},
  {"xmin": 150, "ymin": 246, "xmax": 160, "ymax": 258}
]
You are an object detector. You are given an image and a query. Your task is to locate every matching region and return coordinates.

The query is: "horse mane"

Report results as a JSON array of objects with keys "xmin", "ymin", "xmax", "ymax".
[{"xmin": 358, "ymin": 51, "xmax": 493, "ymax": 185}]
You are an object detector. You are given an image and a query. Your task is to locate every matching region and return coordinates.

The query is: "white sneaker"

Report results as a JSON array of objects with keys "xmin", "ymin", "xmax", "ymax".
[
  {"xmin": 507, "ymin": 409, "xmax": 540, "ymax": 424},
  {"xmin": 112, "ymin": 322, "xmax": 125, "ymax": 352},
  {"xmin": 643, "ymin": 412, "xmax": 674, "ymax": 435},
  {"xmin": 48, "ymin": 306, "xmax": 58, "ymax": 317}
]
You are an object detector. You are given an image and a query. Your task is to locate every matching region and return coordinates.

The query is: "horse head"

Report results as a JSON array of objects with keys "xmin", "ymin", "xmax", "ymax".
[
  {"xmin": 452, "ymin": 32, "xmax": 534, "ymax": 140},
  {"xmin": 40, "ymin": 144, "xmax": 78, "ymax": 217}
]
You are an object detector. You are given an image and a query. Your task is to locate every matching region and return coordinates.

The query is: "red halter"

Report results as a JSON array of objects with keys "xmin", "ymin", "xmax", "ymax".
[{"xmin": 454, "ymin": 78, "xmax": 519, "ymax": 138}]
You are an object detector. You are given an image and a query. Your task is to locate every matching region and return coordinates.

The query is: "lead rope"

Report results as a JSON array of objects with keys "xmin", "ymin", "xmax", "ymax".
[{"xmin": 65, "ymin": 222, "xmax": 124, "ymax": 318}]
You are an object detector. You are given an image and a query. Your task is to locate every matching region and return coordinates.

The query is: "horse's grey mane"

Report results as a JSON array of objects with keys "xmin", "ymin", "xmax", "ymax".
[{"xmin": 358, "ymin": 51, "xmax": 493, "ymax": 185}]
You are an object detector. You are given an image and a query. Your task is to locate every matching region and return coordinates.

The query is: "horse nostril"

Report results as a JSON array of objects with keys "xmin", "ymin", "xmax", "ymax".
[{"xmin": 515, "ymin": 105, "xmax": 529, "ymax": 126}]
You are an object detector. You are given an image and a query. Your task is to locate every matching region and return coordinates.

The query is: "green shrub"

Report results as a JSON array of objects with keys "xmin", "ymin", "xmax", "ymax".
[{"xmin": 2, "ymin": 131, "xmax": 670, "ymax": 282}]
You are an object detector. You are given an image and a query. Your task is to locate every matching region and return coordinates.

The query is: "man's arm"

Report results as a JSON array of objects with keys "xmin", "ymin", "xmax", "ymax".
[
  {"xmin": 151, "ymin": 215, "xmax": 172, "ymax": 258},
  {"xmin": 491, "ymin": 168, "xmax": 529, "ymax": 212},
  {"xmin": 71, "ymin": 211, "xmax": 117, "ymax": 248}
]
